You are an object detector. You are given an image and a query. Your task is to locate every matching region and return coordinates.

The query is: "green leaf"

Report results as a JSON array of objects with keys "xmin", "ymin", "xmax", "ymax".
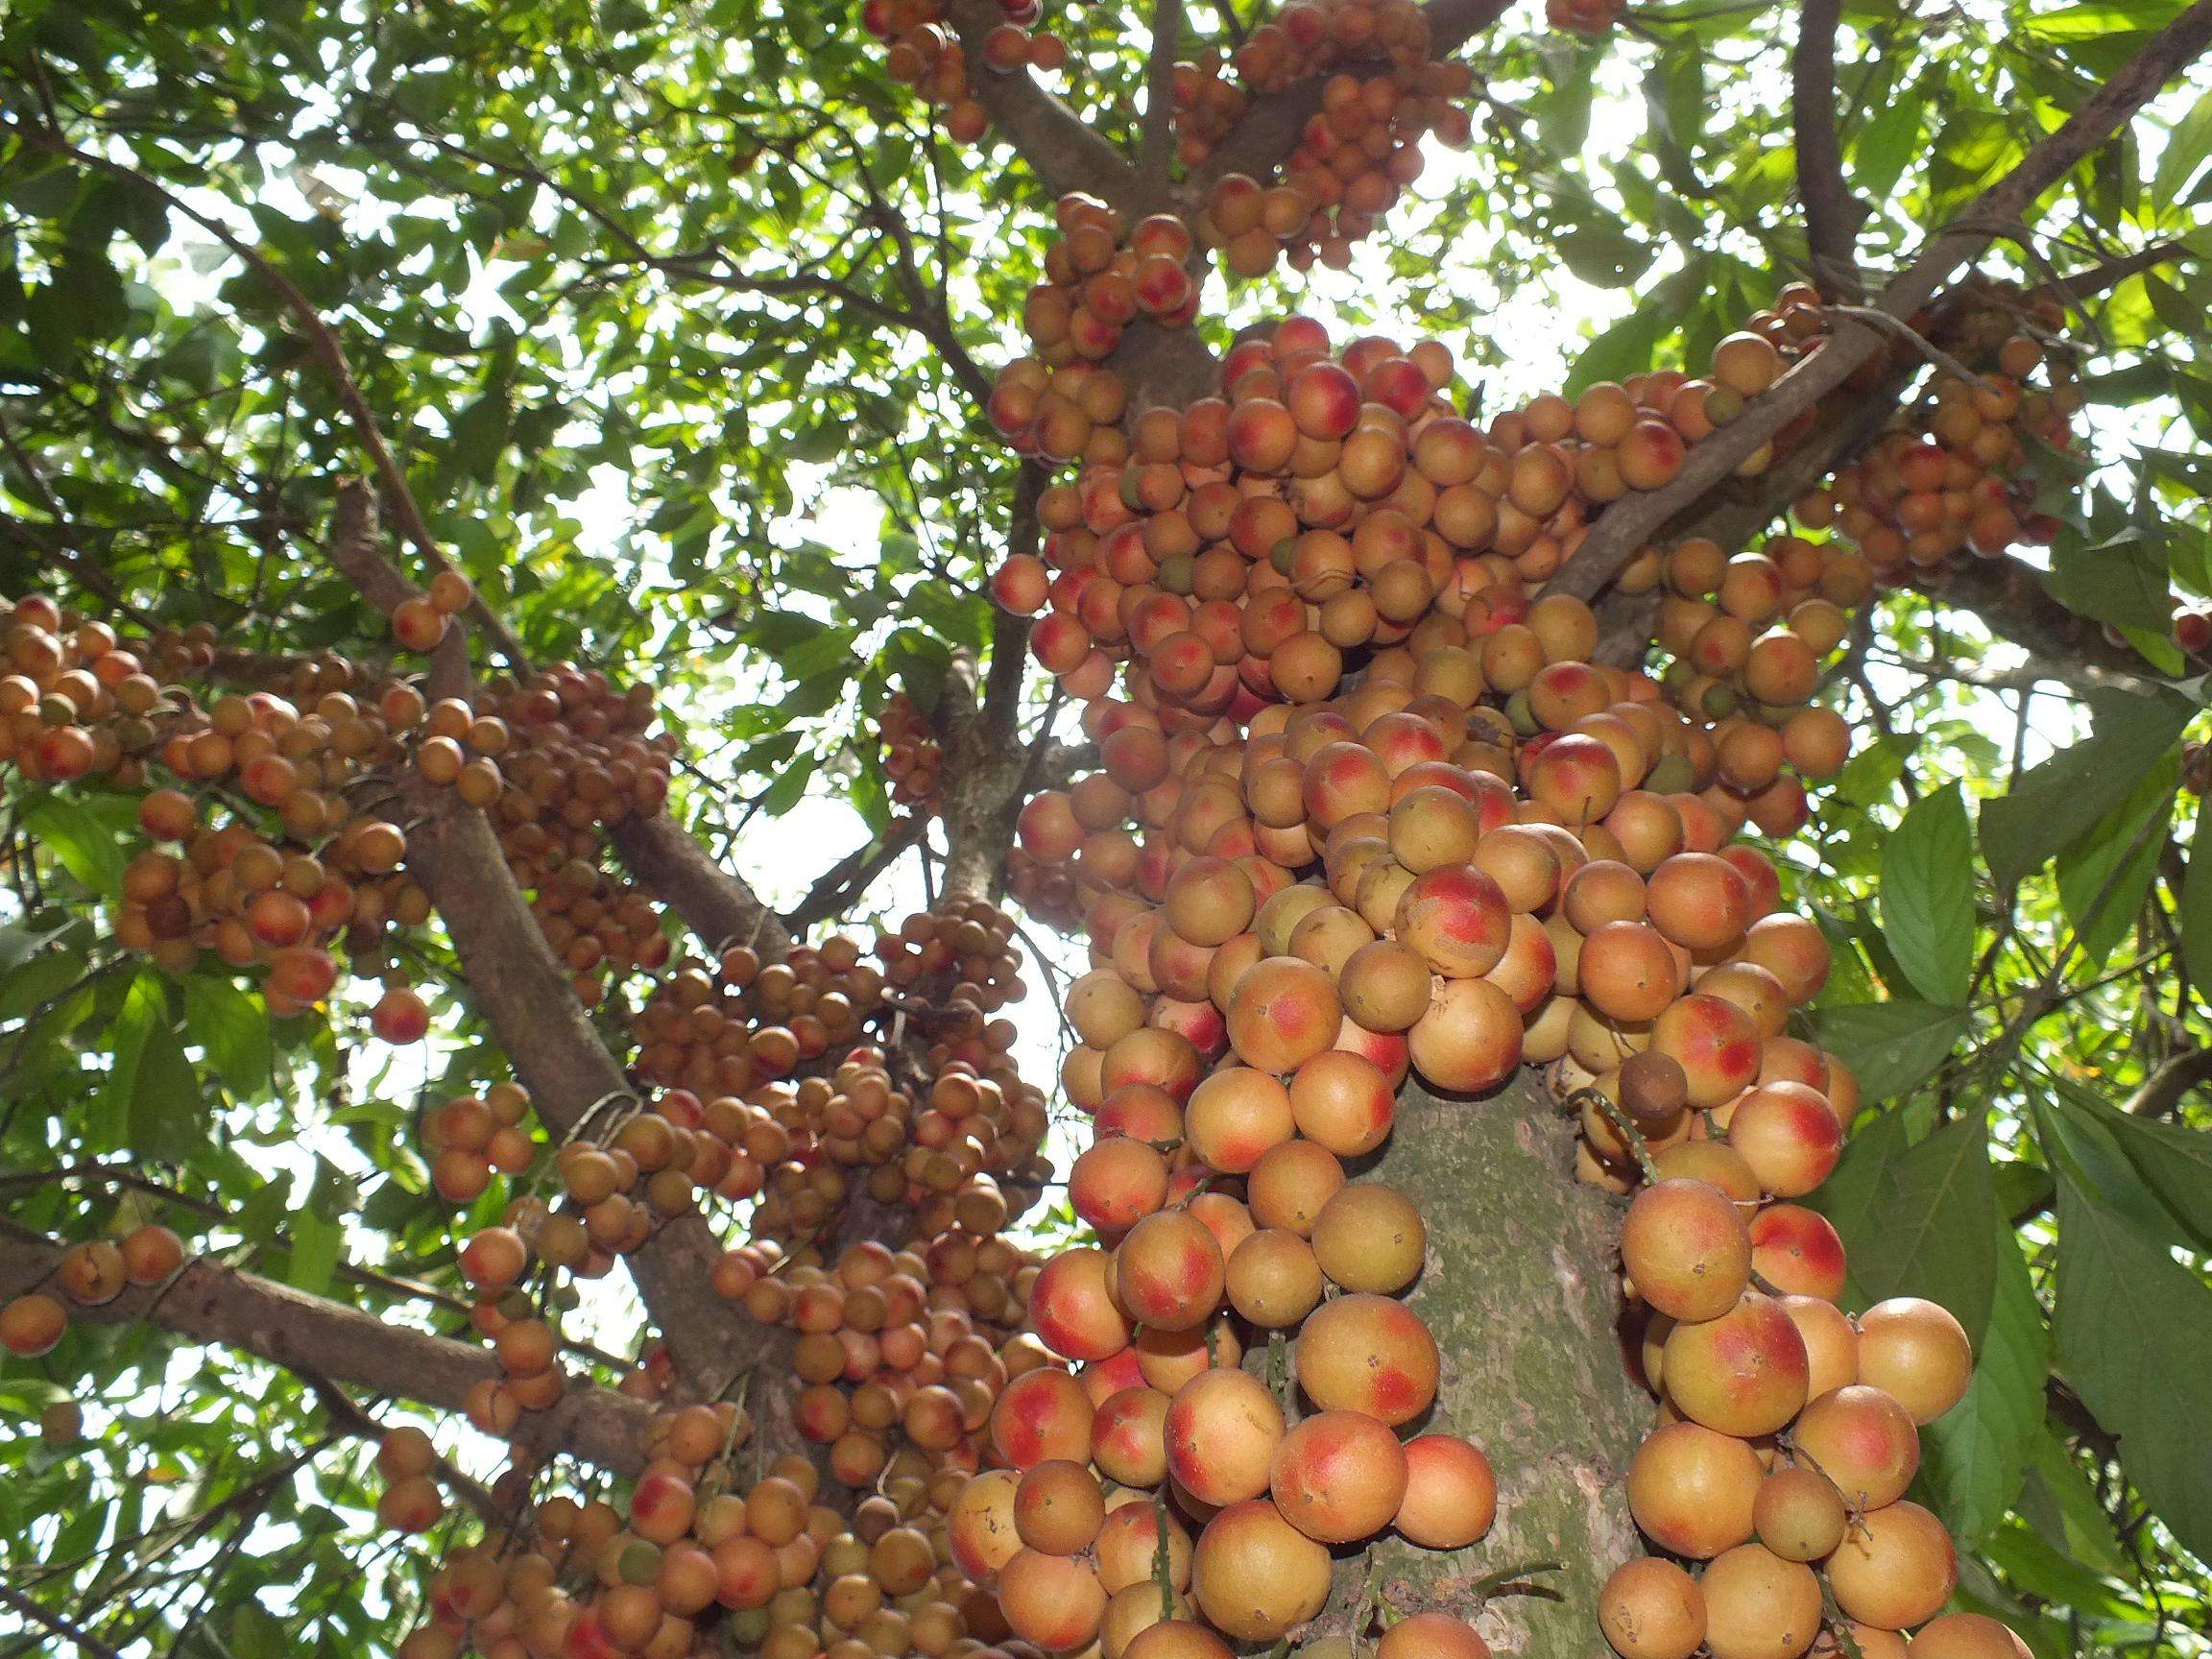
[
  {"xmin": 1565, "ymin": 301, "xmax": 1670, "ymax": 398},
  {"xmin": 0, "ymin": 945, "xmax": 89, "ymax": 1021},
  {"xmin": 1919, "ymin": 1222, "xmax": 2047, "ymax": 1539},
  {"xmin": 1880, "ymin": 783, "xmax": 1976, "ymax": 1003},
  {"xmin": 2043, "ymin": 528, "xmax": 2174, "ymax": 633},
  {"xmin": 2154, "ymin": 90, "xmax": 2212, "ymax": 208},
  {"xmin": 2017, "ymin": 1424, "xmax": 2129, "ymax": 1576},
  {"xmin": 1808, "ymin": 1110, "xmax": 1997, "ymax": 1341},
  {"xmin": 1815, "ymin": 999, "xmax": 1968, "ymax": 1102},
  {"xmin": 183, "ymin": 976, "xmax": 275, "ymax": 1100},
  {"xmin": 2182, "ymin": 797, "xmax": 2212, "ymax": 991},
  {"xmin": 1851, "ymin": 77, "xmax": 1926, "ymax": 201},
  {"xmin": 130, "ymin": 997, "xmax": 205, "ymax": 1165},
  {"xmin": 2036, "ymin": 1086, "xmax": 2187, "ymax": 1244},
  {"xmin": 102, "ymin": 970, "xmax": 161, "ymax": 1148},
  {"xmin": 23, "ymin": 795, "xmax": 128, "ymax": 897},
  {"xmin": 757, "ymin": 761, "xmax": 811, "ymax": 817},
  {"xmin": 1978, "ymin": 686, "xmax": 2194, "ymax": 891},
  {"xmin": 2054, "ymin": 1168, "xmax": 2212, "ymax": 1560},
  {"xmin": 2080, "ymin": 1090, "xmax": 2212, "ymax": 1249},
  {"xmin": 2052, "ymin": 751, "xmax": 2175, "ymax": 972},
  {"xmin": 287, "ymin": 1206, "xmax": 341, "ymax": 1297}
]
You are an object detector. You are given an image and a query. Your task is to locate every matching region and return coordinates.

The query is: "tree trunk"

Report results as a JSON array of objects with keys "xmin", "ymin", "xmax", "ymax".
[{"xmin": 1342, "ymin": 1065, "xmax": 1646, "ymax": 1658}]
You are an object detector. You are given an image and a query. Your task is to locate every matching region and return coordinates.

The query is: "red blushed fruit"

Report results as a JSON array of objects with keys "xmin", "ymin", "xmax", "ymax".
[
  {"xmin": 950, "ymin": 1470, "xmax": 1022, "ymax": 1580},
  {"xmin": 1069, "ymin": 1136, "xmax": 1169, "ymax": 1232},
  {"xmin": 1225, "ymin": 398, "xmax": 1298, "ymax": 474},
  {"xmin": 1725, "ymin": 1081, "xmax": 1842, "ymax": 1196},
  {"xmin": 372, "ymin": 986, "xmax": 432, "ymax": 1045},
  {"xmin": 991, "ymin": 553, "xmax": 1050, "ymax": 614},
  {"xmin": 1407, "ymin": 977, "xmax": 1522, "ymax": 1095},
  {"xmin": 1748, "ymin": 1203, "xmax": 1848, "ymax": 1301},
  {"xmin": 1078, "ymin": 1344, "xmax": 1147, "ymax": 1406},
  {"xmin": 1650, "ymin": 992, "xmax": 1762, "ymax": 1109},
  {"xmin": 1294, "ymin": 1294, "xmax": 1439, "ymax": 1427},
  {"xmin": 1619, "ymin": 419, "xmax": 1688, "ymax": 490},
  {"xmin": 246, "ymin": 890, "xmax": 313, "ymax": 950},
  {"xmin": 1225, "ymin": 957, "xmax": 1343, "ymax": 1074},
  {"xmin": 1394, "ymin": 1434, "xmax": 1497, "ymax": 1549},
  {"xmin": 1134, "ymin": 255, "xmax": 1193, "ymax": 316},
  {"xmin": 1663, "ymin": 1289, "xmax": 1811, "ymax": 1437},
  {"xmin": 1114, "ymin": 1209, "xmax": 1226, "ymax": 1332},
  {"xmin": 1093, "ymin": 1384, "xmax": 1172, "ymax": 1487},
  {"xmin": 1395, "ymin": 866, "xmax": 1511, "ymax": 977},
  {"xmin": 989, "ymin": 1366, "xmax": 1096, "ymax": 1471},
  {"xmin": 1268, "ymin": 1408, "xmax": 1408, "ymax": 1543},
  {"xmin": 629, "ymin": 1472, "xmax": 696, "ymax": 1545},
  {"xmin": 1275, "ymin": 315, "xmax": 1332, "ymax": 359},
  {"xmin": 1166, "ymin": 1367, "xmax": 1285, "ymax": 1505},
  {"xmin": 0, "ymin": 1293, "xmax": 67, "ymax": 1357},
  {"xmin": 1094, "ymin": 1082, "xmax": 1184, "ymax": 1143},
  {"xmin": 1028, "ymin": 1247, "xmax": 1133, "ymax": 1361},
  {"xmin": 1302, "ymin": 739, "xmax": 1391, "ymax": 826},
  {"xmin": 267, "ymin": 945, "xmax": 338, "ymax": 1006},
  {"xmin": 391, "ymin": 596, "xmax": 449, "ymax": 653},
  {"xmin": 1286, "ymin": 361, "xmax": 1361, "ymax": 441},
  {"xmin": 1362, "ymin": 357, "xmax": 1431, "ymax": 419},
  {"xmin": 1334, "ymin": 1019, "xmax": 1411, "ymax": 1088}
]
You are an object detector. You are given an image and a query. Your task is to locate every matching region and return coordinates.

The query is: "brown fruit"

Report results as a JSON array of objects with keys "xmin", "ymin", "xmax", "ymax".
[{"xmin": 1598, "ymin": 1557, "xmax": 1705, "ymax": 1659}]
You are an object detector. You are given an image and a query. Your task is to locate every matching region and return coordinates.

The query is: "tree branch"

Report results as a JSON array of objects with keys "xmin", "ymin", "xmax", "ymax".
[
  {"xmin": 783, "ymin": 815, "xmax": 927, "ymax": 934},
  {"xmin": 1904, "ymin": 551, "xmax": 2162, "ymax": 684},
  {"xmin": 2042, "ymin": 237, "xmax": 2194, "ymax": 304},
  {"xmin": 300, "ymin": 1372, "xmax": 503, "ymax": 1524},
  {"xmin": 2123, "ymin": 1045, "xmax": 2212, "ymax": 1118},
  {"xmin": 1546, "ymin": 0, "xmax": 2212, "ymax": 604},
  {"xmin": 1143, "ymin": 0, "xmax": 1187, "ymax": 199},
  {"xmin": 610, "ymin": 810, "xmax": 796, "ymax": 960},
  {"xmin": 945, "ymin": 0, "xmax": 1147, "ymax": 210},
  {"xmin": 0, "ymin": 1224, "xmax": 653, "ymax": 1474},
  {"xmin": 1791, "ymin": 0, "xmax": 1865, "ymax": 296},
  {"xmin": 0, "ymin": 1583, "xmax": 124, "ymax": 1659},
  {"xmin": 938, "ymin": 466, "xmax": 1047, "ymax": 899}
]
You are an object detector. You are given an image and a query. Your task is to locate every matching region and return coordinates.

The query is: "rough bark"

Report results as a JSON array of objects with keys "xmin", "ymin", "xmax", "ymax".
[
  {"xmin": 1790, "ymin": 0, "xmax": 1864, "ymax": 297},
  {"xmin": 611, "ymin": 810, "xmax": 795, "ymax": 960},
  {"xmin": 939, "ymin": 468, "xmax": 1050, "ymax": 901},
  {"xmin": 1332, "ymin": 1067, "xmax": 1645, "ymax": 1658},
  {"xmin": 0, "ymin": 1226, "xmax": 655, "ymax": 1474}
]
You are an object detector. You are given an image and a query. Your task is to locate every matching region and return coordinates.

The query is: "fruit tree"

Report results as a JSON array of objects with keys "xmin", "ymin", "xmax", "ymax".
[{"xmin": 3, "ymin": 3, "xmax": 2212, "ymax": 1658}]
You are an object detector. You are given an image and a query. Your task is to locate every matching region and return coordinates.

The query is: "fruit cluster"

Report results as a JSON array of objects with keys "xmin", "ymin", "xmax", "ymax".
[
  {"xmin": 880, "ymin": 692, "xmax": 946, "ymax": 813},
  {"xmin": 1803, "ymin": 286, "xmax": 2077, "ymax": 577},
  {"xmin": 860, "ymin": 0, "xmax": 1070, "ymax": 146},
  {"xmin": 397, "ymin": 897, "xmax": 1063, "ymax": 1659},
  {"xmin": 0, "ymin": 1225, "xmax": 186, "ymax": 1361},
  {"xmin": 375, "ymin": 1427, "xmax": 451, "ymax": 1536},
  {"xmin": 633, "ymin": 938, "xmax": 887, "ymax": 1103},
  {"xmin": 2, "ymin": 592, "xmax": 680, "ymax": 1027},
  {"xmin": 1173, "ymin": 2, "xmax": 1475, "ymax": 276},
  {"xmin": 955, "ymin": 997, "xmax": 1503, "ymax": 1656},
  {"xmin": 968, "ymin": 263, "xmax": 2056, "ymax": 1650},
  {"xmin": 712, "ymin": 1229, "xmax": 1040, "ymax": 1491},
  {"xmin": 401, "ymin": 1417, "xmax": 1019, "ymax": 1659},
  {"xmin": 1196, "ymin": 68, "xmax": 1474, "ymax": 277}
]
